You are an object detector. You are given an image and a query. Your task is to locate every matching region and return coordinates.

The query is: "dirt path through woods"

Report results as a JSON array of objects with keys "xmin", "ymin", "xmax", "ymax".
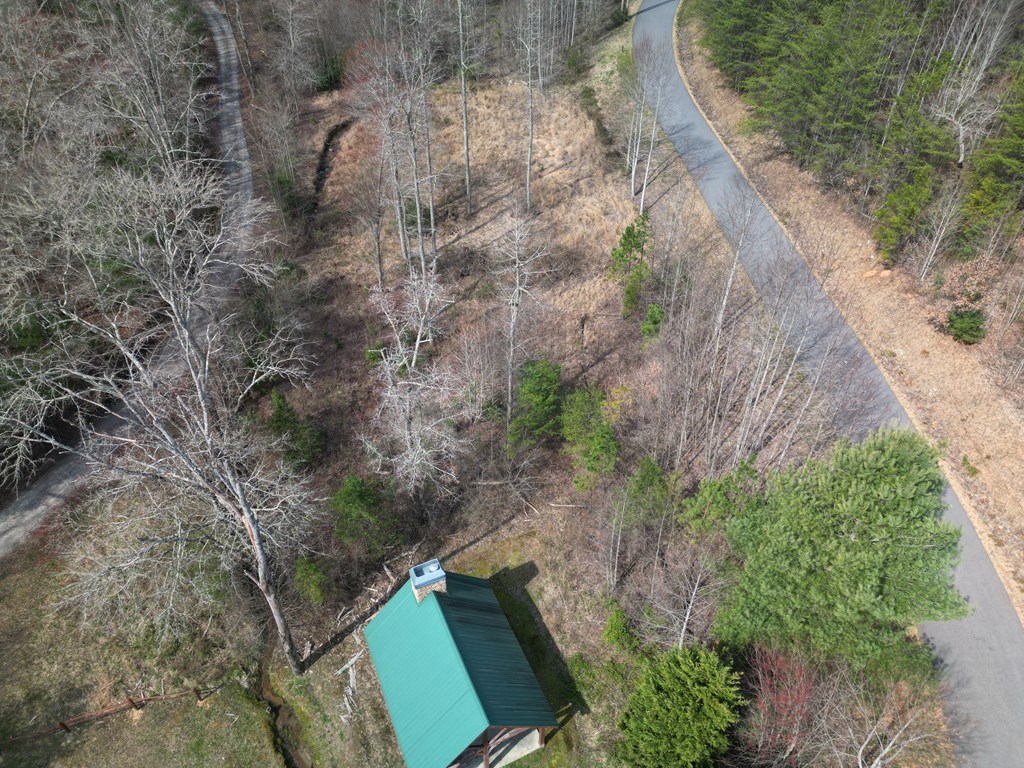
[{"xmin": 0, "ymin": 0, "xmax": 255, "ymax": 561}]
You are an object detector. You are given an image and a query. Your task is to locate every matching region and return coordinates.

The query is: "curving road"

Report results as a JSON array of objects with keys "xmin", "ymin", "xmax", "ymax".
[
  {"xmin": 634, "ymin": 1, "xmax": 1024, "ymax": 765},
  {"xmin": 0, "ymin": 1, "xmax": 253, "ymax": 560}
]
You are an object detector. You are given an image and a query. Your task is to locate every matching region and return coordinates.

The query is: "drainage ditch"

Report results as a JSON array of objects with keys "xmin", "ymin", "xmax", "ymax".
[
  {"xmin": 309, "ymin": 118, "xmax": 356, "ymax": 218},
  {"xmin": 258, "ymin": 642, "xmax": 313, "ymax": 768},
  {"xmin": 255, "ymin": 117, "xmax": 359, "ymax": 768}
]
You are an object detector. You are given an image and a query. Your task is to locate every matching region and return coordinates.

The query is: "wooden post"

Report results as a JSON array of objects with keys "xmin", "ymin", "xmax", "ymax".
[
  {"xmin": 481, "ymin": 728, "xmax": 491, "ymax": 768},
  {"xmin": 126, "ymin": 695, "xmax": 142, "ymax": 710},
  {"xmin": 58, "ymin": 721, "xmax": 72, "ymax": 733},
  {"xmin": 537, "ymin": 726, "xmax": 547, "ymax": 747},
  {"xmin": 193, "ymin": 687, "xmax": 203, "ymax": 702}
]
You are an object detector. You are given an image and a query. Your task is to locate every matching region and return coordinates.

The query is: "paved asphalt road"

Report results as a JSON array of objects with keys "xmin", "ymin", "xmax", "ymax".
[
  {"xmin": 635, "ymin": 1, "xmax": 1024, "ymax": 764},
  {"xmin": 0, "ymin": 1, "xmax": 252, "ymax": 561}
]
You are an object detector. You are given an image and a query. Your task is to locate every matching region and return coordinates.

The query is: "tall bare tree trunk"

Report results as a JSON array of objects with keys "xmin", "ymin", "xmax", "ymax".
[
  {"xmin": 638, "ymin": 89, "xmax": 660, "ymax": 214},
  {"xmin": 457, "ymin": 0, "xmax": 473, "ymax": 216},
  {"xmin": 404, "ymin": 108, "xmax": 428, "ymax": 277},
  {"xmin": 498, "ymin": 212, "xmax": 545, "ymax": 422},
  {"xmin": 419, "ymin": 84, "xmax": 438, "ymax": 265},
  {"xmin": 526, "ymin": 57, "xmax": 535, "ymax": 211},
  {"xmin": 387, "ymin": 136, "xmax": 413, "ymax": 273},
  {"xmin": 253, "ymin": 540, "xmax": 304, "ymax": 675},
  {"xmin": 517, "ymin": 0, "xmax": 539, "ymax": 212},
  {"xmin": 374, "ymin": 147, "xmax": 387, "ymax": 286}
]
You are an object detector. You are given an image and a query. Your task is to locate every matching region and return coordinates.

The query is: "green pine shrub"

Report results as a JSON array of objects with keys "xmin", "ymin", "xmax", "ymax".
[
  {"xmin": 566, "ymin": 46, "xmax": 587, "ymax": 80},
  {"xmin": 874, "ymin": 171, "xmax": 935, "ymax": 265},
  {"xmin": 314, "ymin": 56, "xmax": 343, "ymax": 92},
  {"xmin": 603, "ymin": 601, "xmax": 640, "ymax": 654},
  {"xmin": 268, "ymin": 389, "xmax": 327, "ymax": 469},
  {"xmin": 561, "ymin": 387, "xmax": 619, "ymax": 489},
  {"xmin": 623, "ymin": 456, "xmax": 671, "ymax": 525},
  {"xmin": 617, "ymin": 647, "xmax": 743, "ymax": 768},
  {"xmin": 610, "ymin": 214, "xmax": 652, "ymax": 280},
  {"xmin": 947, "ymin": 307, "xmax": 986, "ymax": 344},
  {"xmin": 294, "ymin": 555, "xmax": 325, "ymax": 605},
  {"xmin": 640, "ymin": 302, "xmax": 665, "ymax": 339},
  {"xmin": 622, "ymin": 263, "xmax": 649, "ymax": 318},
  {"xmin": 331, "ymin": 474, "xmax": 396, "ymax": 556},
  {"xmin": 365, "ymin": 340, "xmax": 386, "ymax": 367},
  {"xmin": 609, "ymin": 7, "xmax": 630, "ymax": 28},
  {"xmin": 508, "ymin": 359, "xmax": 563, "ymax": 448}
]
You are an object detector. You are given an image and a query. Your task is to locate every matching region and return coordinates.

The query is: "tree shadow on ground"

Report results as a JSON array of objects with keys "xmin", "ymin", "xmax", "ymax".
[
  {"xmin": 304, "ymin": 513, "xmax": 518, "ymax": 670},
  {"xmin": 489, "ymin": 561, "xmax": 589, "ymax": 732}
]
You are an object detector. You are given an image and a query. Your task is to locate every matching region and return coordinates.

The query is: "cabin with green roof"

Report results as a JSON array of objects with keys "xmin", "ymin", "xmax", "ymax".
[{"xmin": 364, "ymin": 559, "xmax": 557, "ymax": 768}]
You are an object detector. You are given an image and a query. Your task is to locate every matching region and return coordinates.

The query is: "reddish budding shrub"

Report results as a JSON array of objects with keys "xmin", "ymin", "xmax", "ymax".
[{"xmin": 744, "ymin": 646, "xmax": 818, "ymax": 767}]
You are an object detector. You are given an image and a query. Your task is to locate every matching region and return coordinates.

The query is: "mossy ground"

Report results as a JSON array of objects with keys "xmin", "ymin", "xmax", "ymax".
[{"xmin": 0, "ymin": 537, "xmax": 281, "ymax": 768}]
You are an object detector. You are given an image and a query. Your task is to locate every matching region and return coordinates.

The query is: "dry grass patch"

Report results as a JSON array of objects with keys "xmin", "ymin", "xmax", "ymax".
[{"xmin": 254, "ymin": 12, "xmax": 745, "ymax": 768}]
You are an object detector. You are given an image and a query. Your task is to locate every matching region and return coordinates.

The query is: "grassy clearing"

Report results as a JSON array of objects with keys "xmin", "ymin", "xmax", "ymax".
[
  {"xmin": 0, "ymin": 685, "xmax": 283, "ymax": 768},
  {"xmin": 0, "ymin": 536, "xmax": 280, "ymax": 768},
  {"xmin": 263, "ymin": 631, "xmax": 403, "ymax": 768},
  {"xmin": 265, "ymin": 653, "xmax": 355, "ymax": 768}
]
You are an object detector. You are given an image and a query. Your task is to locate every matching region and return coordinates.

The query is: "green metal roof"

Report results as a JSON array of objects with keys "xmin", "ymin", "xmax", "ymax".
[{"xmin": 364, "ymin": 572, "xmax": 557, "ymax": 768}]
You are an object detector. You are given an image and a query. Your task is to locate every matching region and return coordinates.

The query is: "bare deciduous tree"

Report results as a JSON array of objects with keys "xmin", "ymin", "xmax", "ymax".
[
  {"xmin": 496, "ymin": 210, "xmax": 549, "ymax": 423},
  {"xmin": 998, "ymin": 268, "xmax": 1024, "ymax": 385},
  {"xmin": 364, "ymin": 279, "xmax": 468, "ymax": 499},
  {"xmin": 928, "ymin": 0, "xmax": 1024, "ymax": 166},
  {"xmin": 741, "ymin": 648, "xmax": 950, "ymax": 768},
  {"xmin": 0, "ymin": 11, "xmax": 95, "ymax": 158},
  {"xmin": 514, "ymin": 0, "xmax": 543, "ymax": 211},
  {"xmin": 360, "ymin": 0, "xmax": 446, "ymax": 277},
  {"xmin": 452, "ymin": 0, "xmax": 483, "ymax": 216},
  {"xmin": 449, "ymin": 320, "xmax": 506, "ymax": 425},
  {"xmin": 836, "ymin": 676, "xmax": 948, "ymax": 768},
  {"xmin": 98, "ymin": 0, "xmax": 211, "ymax": 165},
  {"xmin": 268, "ymin": 0, "xmax": 318, "ymax": 106},
  {"xmin": 344, "ymin": 129, "xmax": 390, "ymax": 286},
  {"xmin": 2, "ymin": 157, "xmax": 319, "ymax": 676},
  {"xmin": 916, "ymin": 178, "xmax": 965, "ymax": 283},
  {"xmin": 633, "ymin": 535, "xmax": 730, "ymax": 649},
  {"xmin": 637, "ymin": 184, "xmax": 846, "ymax": 479},
  {"xmin": 633, "ymin": 35, "xmax": 672, "ymax": 214}
]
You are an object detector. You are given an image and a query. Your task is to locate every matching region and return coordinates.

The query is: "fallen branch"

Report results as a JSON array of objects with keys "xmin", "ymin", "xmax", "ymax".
[{"xmin": 5, "ymin": 685, "xmax": 224, "ymax": 744}]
